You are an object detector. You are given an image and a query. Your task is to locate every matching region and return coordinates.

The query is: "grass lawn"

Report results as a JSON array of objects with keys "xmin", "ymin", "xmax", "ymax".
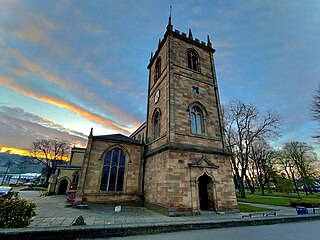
[
  {"xmin": 19, "ymin": 186, "xmax": 47, "ymax": 191},
  {"xmin": 238, "ymin": 194, "xmax": 291, "ymax": 207},
  {"xmin": 238, "ymin": 203, "xmax": 274, "ymax": 213},
  {"xmin": 238, "ymin": 192, "xmax": 320, "ymax": 207}
]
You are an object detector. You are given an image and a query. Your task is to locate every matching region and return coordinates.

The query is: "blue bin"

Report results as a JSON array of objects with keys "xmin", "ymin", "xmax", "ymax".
[{"xmin": 296, "ymin": 206, "xmax": 308, "ymax": 215}]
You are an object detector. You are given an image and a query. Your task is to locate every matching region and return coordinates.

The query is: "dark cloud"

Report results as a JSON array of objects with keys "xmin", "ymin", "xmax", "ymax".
[
  {"xmin": 1, "ymin": 0, "xmax": 319, "ymax": 151},
  {"xmin": 0, "ymin": 106, "xmax": 87, "ymax": 148}
]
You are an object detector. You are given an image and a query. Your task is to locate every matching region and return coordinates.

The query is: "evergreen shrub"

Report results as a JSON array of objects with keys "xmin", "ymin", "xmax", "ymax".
[{"xmin": 0, "ymin": 194, "xmax": 36, "ymax": 228}]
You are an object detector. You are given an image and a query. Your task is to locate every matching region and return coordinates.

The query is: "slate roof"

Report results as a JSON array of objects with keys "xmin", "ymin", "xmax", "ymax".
[{"xmin": 92, "ymin": 134, "xmax": 143, "ymax": 145}]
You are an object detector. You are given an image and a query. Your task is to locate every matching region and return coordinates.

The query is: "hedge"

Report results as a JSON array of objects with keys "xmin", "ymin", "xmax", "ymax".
[
  {"xmin": 290, "ymin": 199, "xmax": 320, "ymax": 208},
  {"xmin": 0, "ymin": 194, "xmax": 36, "ymax": 228}
]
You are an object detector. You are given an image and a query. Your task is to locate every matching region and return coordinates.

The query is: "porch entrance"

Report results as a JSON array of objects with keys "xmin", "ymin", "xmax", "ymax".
[
  {"xmin": 58, "ymin": 179, "xmax": 68, "ymax": 194},
  {"xmin": 198, "ymin": 174, "xmax": 214, "ymax": 211}
]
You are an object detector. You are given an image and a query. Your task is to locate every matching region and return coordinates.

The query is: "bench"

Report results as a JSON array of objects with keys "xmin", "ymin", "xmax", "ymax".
[
  {"xmin": 76, "ymin": 204, "xmax": 89, "ymax": 209},
  {"xmin": 241, "ymin": 212, "xmax": 277, "ymax": 218}
]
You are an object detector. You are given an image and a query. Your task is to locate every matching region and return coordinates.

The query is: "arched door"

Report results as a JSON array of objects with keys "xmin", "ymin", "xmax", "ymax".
[
  {"xmin": 198, "ymin": 174, "xmax": 214, "ymax": 211},
  {"xmin": 58, "ymin": 179, "xmax": 68, "ymax": 194}
]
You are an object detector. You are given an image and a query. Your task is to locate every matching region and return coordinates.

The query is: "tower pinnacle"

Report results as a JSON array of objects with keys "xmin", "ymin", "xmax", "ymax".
[{"xmin": 167, "ymin": 6, "xmax": 173, "ymax": 31}]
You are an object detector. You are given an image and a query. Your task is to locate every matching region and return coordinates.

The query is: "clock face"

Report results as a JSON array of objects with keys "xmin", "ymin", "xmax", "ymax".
[{"xmin": 154, "ymin": 90, "xmax": 160, "ymax": 103}]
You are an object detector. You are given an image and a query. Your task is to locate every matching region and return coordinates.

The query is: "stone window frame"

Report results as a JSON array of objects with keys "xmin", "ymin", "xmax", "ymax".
[
  {"xmin": 98, "ymin": 145, "xmax": 130, "ymax": 193},
  {"xmin": 154, "ymin": 57, "xmax": 161, "ymax": 83},
  {"xmin": 186, "ymin": 49, "xmax": 200, "ymax": 72},
  {"xmin": 187, "ymin": 101, "xmax": 208, "ymax": 136},
  {"xmin": 151, "ymin": 107, "xmax": 162, "ymax": 140}
]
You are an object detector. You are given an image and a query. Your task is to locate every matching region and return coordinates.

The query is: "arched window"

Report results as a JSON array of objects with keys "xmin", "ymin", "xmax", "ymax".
[
  {"xmin": 99, "ymin": 148, "xmax": 126, "ymax": 192},
  {"xmin": 187, "ymin": 50, "xmax": 199, "ymax": 71},
  {"xmin": 190, "ymin": 106, "xmax": 203, "ymax": 135},
  {"xmin": 154, "ymin": 111, "xmax": 160, "ymax": 139},
  {"xmin": 154, "ymin": 58, "xmax": 161, "ymax": 82},
  {"xmin": 72, "ymin": 172, "xmax": 79, "ymax": 184}
]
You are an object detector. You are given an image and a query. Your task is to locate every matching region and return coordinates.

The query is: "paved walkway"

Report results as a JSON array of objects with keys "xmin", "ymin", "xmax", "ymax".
[
  {"xmin": 17, "ymin": 191, "xmax": 307, "ymax": 228},
  {"xmin": 2, "ymin": 192, "xmax": 320, "ymax": 239}
]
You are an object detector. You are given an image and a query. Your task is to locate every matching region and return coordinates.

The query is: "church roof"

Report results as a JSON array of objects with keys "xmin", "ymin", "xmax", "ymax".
[{"xmin": 92, "ymin": 134, "xmax": 143, "ymax": 145}]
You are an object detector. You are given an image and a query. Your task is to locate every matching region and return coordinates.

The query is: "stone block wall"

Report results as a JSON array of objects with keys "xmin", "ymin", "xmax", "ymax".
[
  {"xmin": 70, "ymin": 148, "xmax": 85, "ymax": 166},
  {"xmin": 144, "ymin": 150, "xmax": 170, "ymax": 208},
  {"xmin": 130, "ymin": 122, "xmax": 146, "ymax": 143},
  {"xmin": 145, "ymin": 149, "xmax": 238, "ymax": 215},
  {"xmin": 147, "ymin": 40, "xmax": 170, "ymax": 149},
  {"xmin": 168, "ymin": 35, "xmax": 224, "ymax": 148},
  {"xmin": 77, "ymin": 139, "xmax": 144, "ymax": 203}
]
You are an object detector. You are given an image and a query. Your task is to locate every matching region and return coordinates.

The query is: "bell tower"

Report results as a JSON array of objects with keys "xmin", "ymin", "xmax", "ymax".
[{"xmin": 144, "ymin": 18, "xmax": 238, "ymax": 215}]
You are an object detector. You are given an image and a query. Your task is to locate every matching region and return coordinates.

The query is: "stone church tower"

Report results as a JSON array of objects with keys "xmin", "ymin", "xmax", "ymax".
[
  {"xmin": 143, "ymin": 18, "xmax": 238, "ymax": 215},
  {"xmin": 49, "ymin": 17, "xmax": 238, "ymax": 217}
]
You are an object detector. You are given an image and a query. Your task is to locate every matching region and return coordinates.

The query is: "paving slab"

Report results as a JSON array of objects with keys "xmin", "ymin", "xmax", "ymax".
[{"xmin": 2, "ymin": 191, "xmax": 320, "ymax": 239}]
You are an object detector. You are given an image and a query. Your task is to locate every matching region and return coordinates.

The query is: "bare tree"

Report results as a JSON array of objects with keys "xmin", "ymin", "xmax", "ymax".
[
  {"xmin": 250, "ymin": 140, "xmax": 275, "ymax": 195},
  {"xmin": 223, "ymin": 99, "xmax": 281, "ymax": 198},
  {"xmin": 311, "ymin": 83, "xmax": 320, "ymax": 139},
  {"xmin": 27, "ymin": 138, "xmax": 71, "ymax": 184},
  {"xmin": 279, "ymin": 141, "xmax": 317, "ymax": 196},
  {"xmin": 276, "ymin": 149, "xmax": 300, "ymax": 197}
]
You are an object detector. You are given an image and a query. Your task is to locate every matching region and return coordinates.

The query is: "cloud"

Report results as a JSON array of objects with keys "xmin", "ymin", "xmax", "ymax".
[
  {"xmin": 86, "ymin": 70, "xmax": 113, "ymax": 86},
  {"xmin": 10, "ymin": 48, "xmax": 74, "ymax": 89},
  {"xmin": 0, "ymin": 76, "xmax": 133, "ymax": 134},
  {"xmin": 10, "ymin": 68, "xmax": 28, "ymax": 77},
  {"xmin": 0, "ymin": 106, "xmax": 87, "ymax": 149},
  {"xmin": 7, "ymin": 48, "xmax": 142, "ymax": 128},
  {"xmin": 14, "ymin": 23, "xmax": 53, "ymax": 44}
]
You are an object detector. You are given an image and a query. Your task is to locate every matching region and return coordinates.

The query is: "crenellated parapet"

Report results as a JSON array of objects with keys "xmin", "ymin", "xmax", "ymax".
[{"xmin": 148, "ymin": 17, "xmax": 215, "ymax": 69}]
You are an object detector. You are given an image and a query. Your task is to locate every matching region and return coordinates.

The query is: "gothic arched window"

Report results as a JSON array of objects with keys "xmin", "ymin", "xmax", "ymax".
[
  {"xmin": 154, "ymin": 58, "xmax": 161, "ymax": 82},
  {"xmin": 154, "ymin": 110, "xmax": 161, "ymax": 139},
  {"xmin": 99, "ymin": 147, "xmax": 126, "ymax": 192},
  {"xmin": 72, "ymin": 172, "xmax": 79, "ymax": 184},
  {"xmin": 190, "ymin": 106, "xmax": 203, "ymax": 135},
  {"xmin": 187, "ymin": 50, "xmax": 199, "ymax": 71}
]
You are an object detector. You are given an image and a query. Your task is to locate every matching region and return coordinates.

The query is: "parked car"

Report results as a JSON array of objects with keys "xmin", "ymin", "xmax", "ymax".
[{"xmin": 0, "ymin": 186, "xmax": 14, "ymax": 199}]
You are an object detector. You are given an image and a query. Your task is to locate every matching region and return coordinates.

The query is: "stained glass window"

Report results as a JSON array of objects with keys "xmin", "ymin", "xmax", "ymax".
[{"xmin": 99, "ymin": 148, "xmax": 126, "ymax": 192}]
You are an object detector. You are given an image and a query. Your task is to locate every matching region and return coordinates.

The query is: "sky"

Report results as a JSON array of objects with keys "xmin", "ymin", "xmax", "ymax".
[{"xmin": 0, "ymin": 0, "xmax": 319, "ymax": 155}]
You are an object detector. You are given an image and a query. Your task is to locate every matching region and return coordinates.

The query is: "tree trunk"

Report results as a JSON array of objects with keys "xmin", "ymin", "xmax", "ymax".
[
  {"xmin": 245, "ymin": 174, "xmax": 255, "ymax": 194},
  {"xmin": 45, "ymin": 167, "xmax": 53, "ymax": 184},
  {"xmin": 304, "ymin": 185, "xmax": 309, "ymax": 196},
  {"xmin": 261, "ymin": 185, "xmax": 265, "ymax": 195},
  {"xmin": 238, "ymin": 176, "xmax": 246, "ymax": 198},
  {"xmin": 233, "ymin": 175, "xmax": 240, "ymax": 190},
  {"xmin": 289, "ymin": 168, "xmax": 300, "ymax": 198}
]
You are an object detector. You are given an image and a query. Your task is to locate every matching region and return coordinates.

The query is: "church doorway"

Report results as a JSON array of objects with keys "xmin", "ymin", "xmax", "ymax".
[
  {"xmin": 198, "ymin": 174, "xmax": 214, "ymax": 211},
  {"xmin": 58, "ymin": 179, "xmax": 68, "ymax": 194}
]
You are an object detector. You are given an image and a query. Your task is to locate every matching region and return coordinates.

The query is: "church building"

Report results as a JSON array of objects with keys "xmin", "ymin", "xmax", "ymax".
[{"xmin": 48, "ymin": 18, "xmax": 238, "ymax": 216}]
